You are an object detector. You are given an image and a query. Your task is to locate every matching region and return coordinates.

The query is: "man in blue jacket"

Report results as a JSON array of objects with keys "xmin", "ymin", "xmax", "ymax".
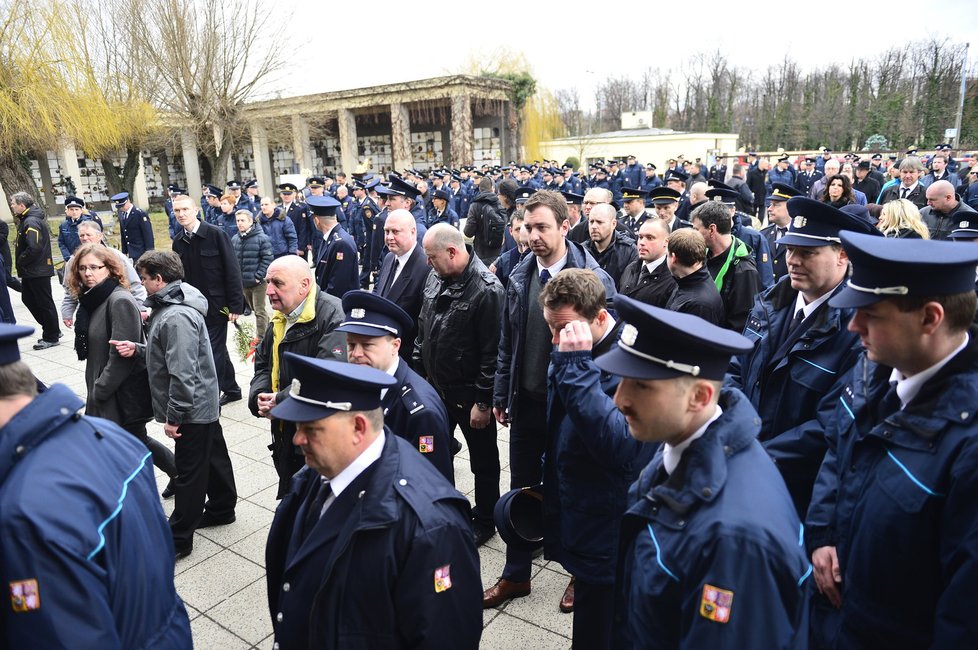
[
  {"xmin": 265, "ymin": 355, "xmax": 481, "ymax": 649},
  {"xmin": 485, "ymin": 190, "xmax": 616, "ymax": 609},
  {"xmin": 596, "ymin": 298, "xmax": 811, "ymax": 649},
  {"xmin": 807, "ymin": 233, "xmax": 978, "ymax": 649},
  {"xmin": 541, "ymin": 269, "xmax": 655, "ymax": 647},
  {"xmin": 111, "ymin": 191, "xmax": 154, "ymax": 263},
  {"xmin": 727, "ymin": 197, "xmax": 881, "ymax": 519},
  {"xmin": 0, "ymin": 324, "xmax": 192, "ymax": 648}
]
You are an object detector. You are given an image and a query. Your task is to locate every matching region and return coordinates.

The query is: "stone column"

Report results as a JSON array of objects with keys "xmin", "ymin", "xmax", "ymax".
[
  {"xmin": 0, "ymin": 179, "xmax": 11, "ymax": 223},
  {"xmin": 180, "ymin": 128, "xmax": 203, "ymax": 205},
  {"xmin": 390, "ymin": 103, "xmax": 412, "ymax": 172},
  {"xmin": 132, "ymin": 151, "xmax": 150, "ymax": 209},
  {"xmin": 291, "ymin": 114, "xmax": 314, "ymax": 174},
  {"xmin": 450, "ymin": 95, "xmax": 473, "ymax": 166},
  {"xmin": 250, "ymin": 123, "xmax": 274, "ymax": 195},
  {"xmin": 57, "ymin": 137, "xmax": 83, "ymax": 199},
  {"xmin": 337, "ymin": 108, "xmax": 358, "ymax": 176}
]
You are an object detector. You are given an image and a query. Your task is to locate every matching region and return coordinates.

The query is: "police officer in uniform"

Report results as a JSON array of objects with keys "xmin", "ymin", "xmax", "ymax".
[
  {"xmin": 0, "ymin": 324, "xmax": 193, "ymax": 648},
  {"xmin": 666, "ymin": 169, "xmax": 693, "ymax": 222},
  {"xmin": 649, "ymin": 186, "xmax": 692, "ymax": 232},
  {"xmin": 619, "ymin": 187, "xmax": 652, "ymax": 236},
  {"xmin": 807, "ymin": 233, "xmax": 978, "ymax": 649},
  {"xmin": 336, "ymin": 291, "xmax": 454, "ymax": 483},
  {"xmin": 309, "ymin": 195, "xmax": 358, "ymax": 299},
  {"xmin": 264, "ymin": 355, "xmax": 481, "ymax": 650},
  {"xmin": 279, "ymin": 183, "xmax": 311, "ymax": 258},
  {"xmin": 111, "ymin": 192, "xmax": 154, "ymax": 263},
  {"xmin": 760, "ymin": 182, "xmax": 802, "ymax": 283},
  {"xmin": 596, "ymin": 298, "xmax": 812, "ymax": 649},
  {"xmin": 728, "ymin": 198, "xmax": 880, "ymax": 518}
]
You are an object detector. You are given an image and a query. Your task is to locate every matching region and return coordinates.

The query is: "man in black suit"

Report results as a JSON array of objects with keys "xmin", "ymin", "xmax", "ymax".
[
  {"xmin": 372, "ymin": 209, "xmax": 430, "ymax": 364},
  {"xmin": 171, "ymin": 195, "xmax": 245, "ymax": 405}
]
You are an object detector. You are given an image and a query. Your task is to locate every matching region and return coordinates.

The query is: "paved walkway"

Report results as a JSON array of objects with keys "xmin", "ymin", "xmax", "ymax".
[{"xmin": 10, "ymin": 278, "xmax": 573, "ymax": 649}]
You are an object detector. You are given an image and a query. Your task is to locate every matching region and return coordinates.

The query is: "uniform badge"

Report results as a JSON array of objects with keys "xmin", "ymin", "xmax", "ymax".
[
  {"xmin": 960, "ymin": 221, "xmax": 971, "ymax": 228},
  {"xmin": 419, "ymin": 435, "xmax": 434, "ymax": 453},
  {"xmin": 332, "ymin": 346, "xmax": 343, "ymax": 357},
  {"xmin": 291, "ymin": 378, "xmax": 302, "ymax": 396},
  {"xmin": 336, "ymin": 252, "xmax": 344, "ymax": 261},
  {"xmin": 434, "ymin": 565, "xmax": 452, "ymax": 593},
  {"xmin": 699, "ymin": 584, "xmax": 733, "ymax": 623},
  {"xmin": 10, "ymin": 579, "xmax": 40, "ymax": 612},
  {"xmin": 351, "ymin": 308, "xmax": 365, "ymax": 319},
  {"xmin": 793, "ymin": 215, "xmax": 807, "ymax": 228},
  {"xmin": 621, "ymin": 324, "xmax": 638, "ymax": 346},
  {"xmin": 762, "ymin": 253, "xmax": 768, "ymax": 262}
]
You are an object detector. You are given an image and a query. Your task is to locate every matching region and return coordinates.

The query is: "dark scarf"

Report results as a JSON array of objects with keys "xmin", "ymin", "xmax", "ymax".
[{"xmin": 75, "ymin": 278, "xmax": 119, "ymax": 360}]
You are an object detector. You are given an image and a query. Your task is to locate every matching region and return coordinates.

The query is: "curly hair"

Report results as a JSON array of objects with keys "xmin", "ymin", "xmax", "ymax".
[{"xmin": 66, "ymin": 243, "xmax": 129, "ymax": 297}]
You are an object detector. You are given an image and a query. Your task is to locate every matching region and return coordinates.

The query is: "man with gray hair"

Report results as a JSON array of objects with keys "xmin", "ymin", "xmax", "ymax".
[
  {"xmin": 10, "ymin": 191, "xmax": 60, "ymax": 349},
  {"xmin": 415, "ymin": 223, "xmax": 504, "ymax": 546},
  {"xmin": 879, "ymin": 157, "xmax": 928, "ymax": 209},
  {"xmin": 61, "ymin": 219, "xmax": 146, "ymax": 326},
  {"xmin": 809, "ymin": 158, "xmax": 841, "ymax": 200}
]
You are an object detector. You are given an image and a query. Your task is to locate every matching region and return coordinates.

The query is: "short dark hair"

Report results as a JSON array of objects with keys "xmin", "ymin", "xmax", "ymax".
[
  {"xmin": 524, "ymin": 190, "xmax": 569, "ymax": 225},
  {"xmin": 0, "ymin": 361, "xmax": 37, "ymax": 398},
  {"xmin": 691, "ymin": 201, "xmax": 732, "ymax": 234},
  {"xmin": 136, "ymin": 250, "xmax": 184, "ymax": 283},
  {"xmin": 478, "ymin": 177, "xmax": 494, "ymax": 193},
  {"xmin": 668, "ymin": 228, "xmax": 707, "ymax": 266},
  {"xmin": 539, "ymin": 268, "xmax": 606, "ymax": 321},
  {"xmin": 890, "ymin": 291, "xmax": 977, "ymax": 333}
]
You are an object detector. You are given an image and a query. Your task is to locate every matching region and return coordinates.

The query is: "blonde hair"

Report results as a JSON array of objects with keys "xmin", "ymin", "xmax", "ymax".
[{"xmin": 877, "ymin": 199, "xmax": 930, "ymax": 239}]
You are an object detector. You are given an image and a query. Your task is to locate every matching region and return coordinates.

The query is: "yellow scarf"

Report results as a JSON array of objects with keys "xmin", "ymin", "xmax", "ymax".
[{"xmin": 270, "ymin": 284, "xmax": 318, "ymax": 392}]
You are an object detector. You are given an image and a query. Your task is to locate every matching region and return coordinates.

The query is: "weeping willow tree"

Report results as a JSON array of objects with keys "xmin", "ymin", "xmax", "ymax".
[
  {"xmin": 0, "ymin": 0, "xmax": 158, "ymax": 205},
  {"xmin": 522, "ymin": 90, "xmax": 565, "ymax": 161}
]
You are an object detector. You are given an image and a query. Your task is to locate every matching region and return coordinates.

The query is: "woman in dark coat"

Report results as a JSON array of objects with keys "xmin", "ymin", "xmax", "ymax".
[
  {"xmin": 67, "ymin": 243, "xmax": 177, "ymax": 484},
  {"xmin": 819, "ymin": 174, "xmax": 856, "ymax": 208}
]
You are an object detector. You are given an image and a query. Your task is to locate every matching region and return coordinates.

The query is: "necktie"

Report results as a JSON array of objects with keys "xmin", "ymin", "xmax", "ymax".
[
  {"xmin": 540, "ymin": 269, "xmax": 551, "ymax": 284},
  {"xmin": 303, "ymin": 479, "xmax": 332, "ymax": 539},
  {"xmin": 787, "ymin": 308, "xmax": 805, "ymax": 335},
  {"xmin": 182, "ymin": 230, "xmax": 193, "ymax": 244},
  {"xmin": 639, "ymin": 265, "xmax": 651, "ymax": 283},
  {"xmin": 901, "ymin": 187, "xmax": 910, "ymax": 199},
  {"xmin": 381, "ymin": 259, "xmax": 399, "ymax": 295},
  {"xmin": 777, "ymin": 227, "xmax": 786, "ymax": 240}
]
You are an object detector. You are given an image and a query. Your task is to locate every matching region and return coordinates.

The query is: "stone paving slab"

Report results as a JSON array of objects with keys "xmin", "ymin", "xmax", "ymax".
[{"xmin": 9, "ymin": 276, "xmax": 573, "ymax": 649}]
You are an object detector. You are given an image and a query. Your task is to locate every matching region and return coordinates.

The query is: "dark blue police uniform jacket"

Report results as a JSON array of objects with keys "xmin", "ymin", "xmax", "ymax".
[
  {"xmin": 806, "ymin": 330, "xmax": 978, "ymax": 649},
  {"xmin": 615, "ymin": 389, "xmax": 811, "ymax": 649},
  {"xmin": 265, "ymin": 431, "xmax": 482, "ymax": 650},
  {"xmin": 761, "ymin": 223, "xmax": 789, "ymax": 283},
  {"xmin": 728, "ymin": 279, "xmax": 861, "ymax": 518},
  {"xmin": 543, "ymin": 342, "xmax": 655, "ymax": 584},
  {"xmin": 118, "ymin": 206, "xmax": 154, "ymax": 261},
  {"xmin": 382, "ymin": 358, "xmax": 454, "ymax": 484},
  {"xmin": 283, "ymin": 202, "xmax": 311, "ymax": 253},
  {"xmin": 314, "ymin": 224, "xmax": 359, "ymax": 300},
  {"xmin": 0, "ymin": 385, "xmax": 192, "ymax": 648},
  {"xmin": 733, "ymin": 214, "xmax": 774, "ymax": 289}
]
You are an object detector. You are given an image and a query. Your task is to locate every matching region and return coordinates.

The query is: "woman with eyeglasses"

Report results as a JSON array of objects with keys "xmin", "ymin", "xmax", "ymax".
[{"xmin": 66, "ymin": 242, "xmax": 177, "ymax": 485}]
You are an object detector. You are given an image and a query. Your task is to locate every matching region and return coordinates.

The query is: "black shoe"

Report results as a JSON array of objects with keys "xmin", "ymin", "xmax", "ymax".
[
  {"xmin": 242, "ymin": 307, "xmax": 252, "ymax": 316},
  {"xmin": 473, "ymin": 522, "xmax": 496, "ymax": 547},
  {"xmin": 219, "ymin": 391, "xmax": 242, "ymax": 406},
  {"xmin": 197, "ymin": 512, "xmax": 236, "ymax": 528},
  {"xmin": 32, "ymin": 340, "xmax": 59, "ymax": 350},
  {"xmin": 451, "ymin": 437, "xmax": 463, "ymax": 456},
  {"xmin": 161, "ymin": 479, "xmax": 176, "ymax": 500},
  {"xmin": 175, "ymin": 545, "xmax": 192, "ymax": 559}
]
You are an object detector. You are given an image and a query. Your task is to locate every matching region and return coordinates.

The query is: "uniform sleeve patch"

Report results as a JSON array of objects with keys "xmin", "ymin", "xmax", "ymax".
[
  {"xmin": 419, "ymin": 435, "xmax": 434, "ymax": 453},
  {"xmin": 10, "ymin": 579, "xmax": 40, "ymax": 612},
  {"xmin": 761, "ymin": 253, "xmax": 768, "ymax": 262},
  {"xmin": 699, "ymin": 583, "xmax": 733, "ymax": 623},
  {"xmin": 434, "ymin": 565, "xmax": 452, "ymax": 593},
  {"xmin": 336, "ymin": 252, "xmax": 344, "ymax": 261}
]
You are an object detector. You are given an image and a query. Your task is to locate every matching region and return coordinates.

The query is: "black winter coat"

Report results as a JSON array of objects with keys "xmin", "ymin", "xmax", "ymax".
[
  {"xmin": 15, "ymin": 205, "xmax": 53, "ymax": 279},
  {"xmin": 231, "ymin": 223, "xmax": 274, "ymax": 287}
]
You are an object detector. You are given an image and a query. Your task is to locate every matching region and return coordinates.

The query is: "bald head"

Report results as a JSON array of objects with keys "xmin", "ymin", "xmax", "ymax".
[
  {"xmin": 265, "ymin": 254, "xmax": 313, "ymax": 314},
  {"xmin": 424, "ymin": 222, "xmax": 465, "ymax": 251},
  {"xmin": 385, "ymin": 209, "xmax": 417, "ymax": 256},
  {"xmin": 689, "ymin": 182, "xmax": 709, "ymax": 204},
  {"xmin": 423, "ymin": 223, "xmax": 469, "ymax": 278},
  {"xmin": 925, "ymin": 179, "xmax": 958, "ymax": 213}
]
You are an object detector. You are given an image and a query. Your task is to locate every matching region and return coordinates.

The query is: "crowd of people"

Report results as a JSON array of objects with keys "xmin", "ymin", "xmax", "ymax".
[{"xmin": 2, "ymin": 145, "xmax": 978, "ymax": 648}]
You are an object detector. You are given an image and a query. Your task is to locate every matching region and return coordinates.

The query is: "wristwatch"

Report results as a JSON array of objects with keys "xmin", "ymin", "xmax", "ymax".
[{"xmin": 475, "ymin": 402, "xmax": 490, "ymax": 412}]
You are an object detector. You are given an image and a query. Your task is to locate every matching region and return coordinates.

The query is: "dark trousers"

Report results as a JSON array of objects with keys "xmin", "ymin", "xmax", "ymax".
[
  {"xmin": 572, "ymin": 580, "xmax": 614, "ymax": 649},
  {"xmin": 443, "ymin": 394, "xmax": 500, "ymax": 527},
  {"xmin": 124, "ymin": 421, "xmax": 177, "ymax": 478},
  {"xmin": 502, "ymin": 393, "xmax": 547, "ymax": 583},
  {"xmin": 270, "ymin": 421, "xmax": 305, "ymax": 499},
  {"xmin": 170, "ymin": 421, "xmax": 237, "ymax": 551},
  {"xmin": 0, "ymin": 265, "xmax": 14, "ymax": 324},
  {"xmin": 21, "ymin": 276, "xmax": 60, "ymax": 341},
  {"xmin": 206, "ymin": 318, "xmax": 240, "ymax": 395}
]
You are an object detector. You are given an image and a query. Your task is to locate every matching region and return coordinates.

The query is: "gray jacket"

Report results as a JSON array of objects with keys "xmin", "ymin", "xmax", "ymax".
[
  {"xmin": 142, "ymin": 280, "xmax": 220, "ymax": 425},
  {"xmin": 85, "ymin": 286, "xmax": 144, "ymax": 424}
]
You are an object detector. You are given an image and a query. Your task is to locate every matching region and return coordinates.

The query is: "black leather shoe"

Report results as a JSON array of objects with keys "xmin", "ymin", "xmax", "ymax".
[
  {"xmin": 161, "ymin": 479, "xmax": 176, "ymax": 500},
  {"xmin": 32, "ymin": 340, "xmax": 59, "ymax": 350},
  {"xmin": 219, "ymin": 391, "xmax": 242, "ymax": 406},
  {"xmin": 175, "ymin": 546, "xmax": 192, "ymax": 559},
  {"xmin": 473, "ymin": 522, "xmax": 496, "ymax": 547},
  {"xmin": 198, "ymin": 512, "xmax": 236, "ymax": 528},
  {"xmin": 451, "ymin": 437, "xmax": 463, "ymax": 456}
]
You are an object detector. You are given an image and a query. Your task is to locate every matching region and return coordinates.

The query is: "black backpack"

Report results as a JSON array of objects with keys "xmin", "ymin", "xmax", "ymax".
[{"xmin": 483, "ymin": 205, "xmax": 507, "ymax": 249}]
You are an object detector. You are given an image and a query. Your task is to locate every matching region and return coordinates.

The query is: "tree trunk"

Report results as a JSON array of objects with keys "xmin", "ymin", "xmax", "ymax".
[
  {"xmin": 100, "ymin": 147, "xmax": 141, "ymax": 197},
  {"xmin": 0, "ymin": 151, "xmax": 43, "ymax": 208}
]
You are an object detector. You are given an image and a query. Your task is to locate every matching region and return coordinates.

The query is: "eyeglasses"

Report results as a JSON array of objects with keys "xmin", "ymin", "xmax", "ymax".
[{"xmin": 77, "ymin": 264, "xmax": 105, "ymax": 273}]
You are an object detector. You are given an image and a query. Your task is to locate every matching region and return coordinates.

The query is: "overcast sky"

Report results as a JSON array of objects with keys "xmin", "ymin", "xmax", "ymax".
[{"xmin": 274, "ymin": 0, "xmax": 977, "ymax": 108}]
